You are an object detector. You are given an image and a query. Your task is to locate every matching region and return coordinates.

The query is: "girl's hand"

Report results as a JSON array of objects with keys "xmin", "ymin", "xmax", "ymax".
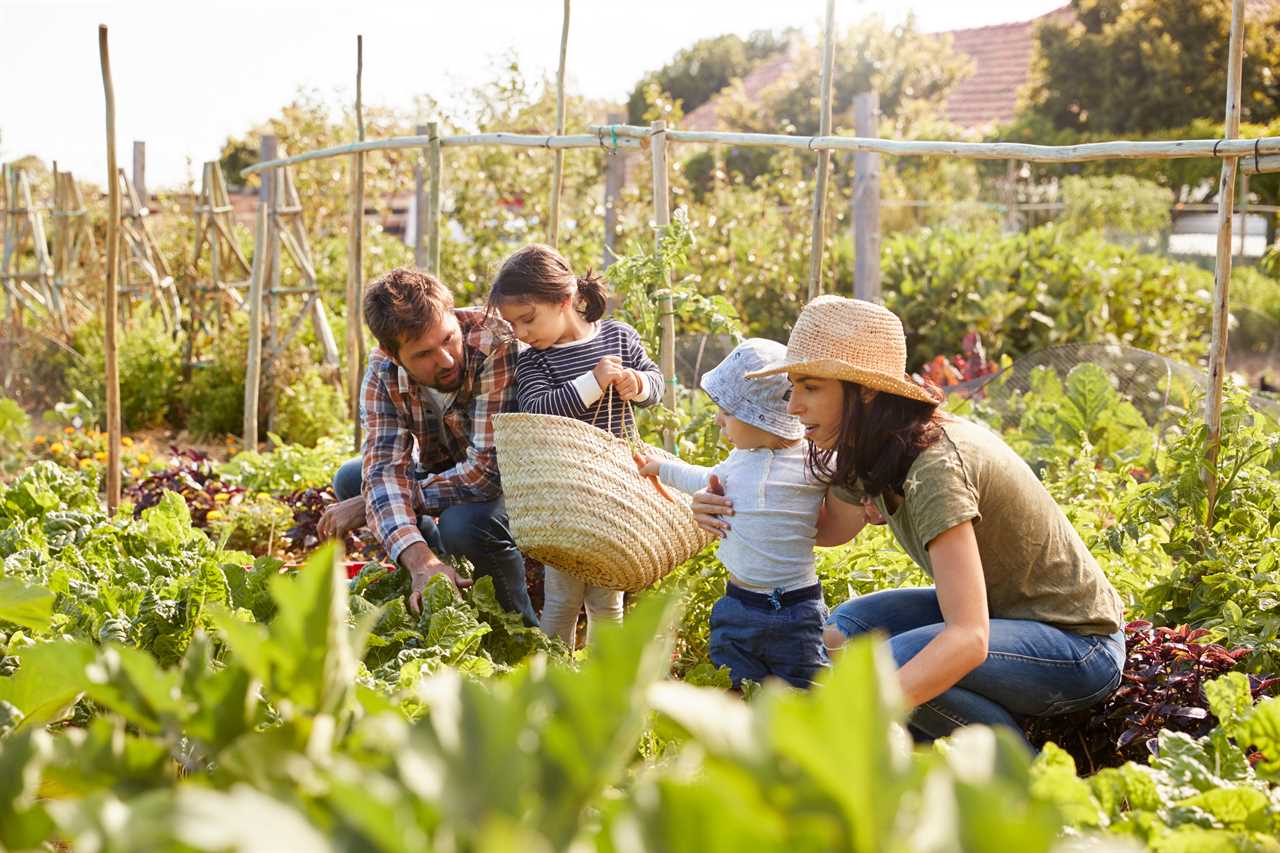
[
  {"xmin": 592, "ymin": 355, "xmax": 625, "ymax": 390},
  {"xmin": 615, "ymin": 369, "xmax": 646, "ymax": 401},
  {"xmin": 692, "ymin": 473, "xmax": 733, "ymax": 538},
  {"xmin": 634, "ymin": 453, "xmax": 662, "ymax": 478}
]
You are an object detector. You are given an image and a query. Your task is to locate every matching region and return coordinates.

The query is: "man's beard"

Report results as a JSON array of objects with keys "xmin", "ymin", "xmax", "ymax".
[{"xmin": 432, "ymin": 365, "xmax": 463, "ymax": 392}]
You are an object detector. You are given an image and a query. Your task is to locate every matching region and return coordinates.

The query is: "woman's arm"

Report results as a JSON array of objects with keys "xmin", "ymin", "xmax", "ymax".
[
  {"xmin": 895, "ymin": 521, "xmax": 990, "ymax": 708},
  {"xmin": 815, "ymin": 492, "xmax": 869, "ymax": 547}
]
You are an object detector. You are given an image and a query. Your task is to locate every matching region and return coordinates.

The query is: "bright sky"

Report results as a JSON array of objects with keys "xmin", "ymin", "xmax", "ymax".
[{"xmin": 0, "ymin": 0, "xmax": 1065, "ymax": 189}]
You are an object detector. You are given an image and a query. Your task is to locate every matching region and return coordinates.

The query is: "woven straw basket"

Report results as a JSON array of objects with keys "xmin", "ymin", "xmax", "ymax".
[{"xmin": 492, "ymin": 412, "xmax": 715, "ymax": 592}]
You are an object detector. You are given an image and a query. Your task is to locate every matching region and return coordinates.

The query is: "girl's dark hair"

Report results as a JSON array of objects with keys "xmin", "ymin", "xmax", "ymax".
[
  {"xmin": 809, "ymin": 381, "xmax": 944, "ymax": 500},
  {"xmin": 488, "ymin": 243, "xmax": 608, "ymax": 323}
]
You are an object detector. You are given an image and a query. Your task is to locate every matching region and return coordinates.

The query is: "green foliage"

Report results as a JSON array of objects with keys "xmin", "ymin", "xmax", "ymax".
[
  {"xmin": 882, "ymin": 224, "xmax": 1214, "ymax": 369},
  {"xmin": 1027, "ymin": 0, "xmax": 1280, "ymax": 134},
  {"xmin": 1058, "ymin": 174, "xmax": 1174, "ymax": 239},
  {"xmin": 65, "ymin": 313, "xmax": 183, "ymax": 431},
  {"xmin": 626, "ymin": 31, "xmax": 790, "ymax": 125},
  {"xmin": 0, "ymin": 398, "xmax": 29, "ymax": 473},
  {"xmin": 1110, "ymin": 389, "xmax": 1280, "ymax": 667},
  {"xmin": 270, "ymin": 368, "xmax": 347, "ymax": 447},
  {"xmin": 206, "ymin": 494, "xmax": 294, "ymax": 556},
  {"xmin": 219, "ymin": 434, "xmax": 351, "ymax": 494}
]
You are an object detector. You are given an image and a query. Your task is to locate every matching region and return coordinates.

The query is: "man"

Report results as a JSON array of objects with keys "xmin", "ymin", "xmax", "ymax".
[{"xmin": 317, "ymin": 267, "xmax": 537, "ymax": 625}]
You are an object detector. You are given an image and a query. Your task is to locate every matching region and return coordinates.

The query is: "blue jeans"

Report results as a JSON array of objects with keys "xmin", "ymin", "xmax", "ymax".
[
  {"xmin": 827, "ymin": 588, "xmax": 1125, "ymax": 741},
  {"xmin": 334, "ymin": 457, "xmax": 538, "ymax": 626},
  {"xmin": 710, "ymin": 583, "xmax": 830, "ymax": 689}
]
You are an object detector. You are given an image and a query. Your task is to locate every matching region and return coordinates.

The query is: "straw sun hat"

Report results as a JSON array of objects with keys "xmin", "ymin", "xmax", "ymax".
[{"xmin": 745, "ymin": 295, "xmax": 939, "ymax": 404}]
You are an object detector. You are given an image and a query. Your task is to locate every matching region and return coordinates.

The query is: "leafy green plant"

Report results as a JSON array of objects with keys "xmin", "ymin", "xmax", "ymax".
[
  {"xmin": 218, "ymin": 434, "xmax": 351, "ymax": 494},
  {"xmin": 1058, "ymin": 174, "xmax": 1173, "ymax": 240},
  {"xmin": 271, "ymin": 368, "xmax": 347, "ymax": 448},
  {"xmin": 65, "ymin": 314, "xmax": 183, "ymax": 431}
]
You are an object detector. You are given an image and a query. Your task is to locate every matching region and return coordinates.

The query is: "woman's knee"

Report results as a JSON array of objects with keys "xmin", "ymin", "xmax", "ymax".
[{"xmin": 822, "ymin": 623, "xmax": 849, "ymax": 652}]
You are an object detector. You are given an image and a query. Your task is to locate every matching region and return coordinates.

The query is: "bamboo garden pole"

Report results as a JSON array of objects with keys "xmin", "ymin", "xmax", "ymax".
[
  {"xmin": 426, "ymin": 121, "xmax": 442, "ymax": 277},
  {"xmin": 548, "ymin": 0, "xmax": 570, "ymax": 247},
  {"xmin": 1205, "ymin": 0, "xmax": 1247, "ymax": 523},
  {"xmin": 852, "ymin": 92, "xmax": 881, "ymax": 301},
  {"xmin": 807, "ymin": 0, "xmax": 836, "ymax": 300},
  {"xmin": 650, "ymin": 119, "xmax": 675, "ymax": 453},
  {"xmin": 348, "ymin": 34, "xmax": 366, "ymax": 452},
  {"xmin": 98, "ymin": 25, "xmax": 122, "ymax": 513},
  {"xmin": 414, "ymin": 123, "xmax": 428, "ymax": 269}
]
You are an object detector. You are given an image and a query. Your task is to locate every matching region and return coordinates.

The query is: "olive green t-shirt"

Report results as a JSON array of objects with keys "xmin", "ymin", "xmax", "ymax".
[{"xmin": 833, "ymin": 417, "xmax": 1124, "ymax": 636}]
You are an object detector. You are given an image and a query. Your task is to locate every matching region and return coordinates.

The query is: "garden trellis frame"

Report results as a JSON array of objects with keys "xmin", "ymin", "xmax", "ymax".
[{"xmin": 231, "ymin": 0, "xmax": 1265, "ymax": 517}]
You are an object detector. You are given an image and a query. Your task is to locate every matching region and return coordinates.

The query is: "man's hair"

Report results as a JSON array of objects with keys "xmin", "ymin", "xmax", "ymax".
[{"xmin": 363, "ymin": 268, "xmax": 456, "ymax": 357}]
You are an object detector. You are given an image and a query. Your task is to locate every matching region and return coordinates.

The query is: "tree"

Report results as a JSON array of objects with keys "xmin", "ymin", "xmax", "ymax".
[
  {"xmin": 1026, "ymin": 0, "xmax": 1280, "ymax": 134},
  {"xmin": 625, "ymin": 31, "xmax": 791, "ymax": 125}
]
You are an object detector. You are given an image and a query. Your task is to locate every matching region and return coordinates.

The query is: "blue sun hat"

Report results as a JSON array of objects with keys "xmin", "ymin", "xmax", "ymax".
[{"xmin": 700, "ymin": 338, "xmax": 804, "ymax": 441}]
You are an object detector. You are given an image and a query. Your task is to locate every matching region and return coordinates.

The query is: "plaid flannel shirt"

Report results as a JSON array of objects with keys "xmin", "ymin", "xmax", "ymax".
[{"xmin": 360, "ymin": 308, "xmax": 518, "ymax": 562}]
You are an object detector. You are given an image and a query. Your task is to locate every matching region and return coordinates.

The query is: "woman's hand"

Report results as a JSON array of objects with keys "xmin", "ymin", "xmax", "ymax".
[{"xmin": 691, "ymin": 473, "xmax": 733, "ymax": 538}]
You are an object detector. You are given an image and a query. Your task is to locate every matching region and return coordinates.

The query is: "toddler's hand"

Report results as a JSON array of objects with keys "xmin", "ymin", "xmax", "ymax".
[
  {"xmin": 592, "ymin": 355, "xmax": 625, "ymax": 390},
  {"xmin": 634, "ymin": 453, "xmax": 661, "ymax": 478}
]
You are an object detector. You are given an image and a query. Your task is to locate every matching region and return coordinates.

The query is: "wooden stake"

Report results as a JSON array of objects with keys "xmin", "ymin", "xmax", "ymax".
[
  {"xmin": 99, "ymin": 25, "xmax": 122, "ymax": 513},
  {"xmin": 348, "ymin": 34, "xmax": 365, "ymax": 452},
  {"xmin": 807, "ymin": 0, "xmax": 837, "ymax": 300},
  {"xmin": 650, "ymin": 120, "xmax": 675, "ymax": 452},
  {"xmin": 853, "ymin": 92, "xmax": 881, "ymax": 301},
  {"xmin": 602, "ymin": 111, "xmax": 626, "ymax": 270},
  {"xmin": 244, "ymin": 136, "xmax": 276, "ymax": 449},
  {"xmin": 426, "ymin": 120, "xmax": 442, "ymax": 277},
  {"xmin": 1205, "ymin": 0, "xmax": 1246, "ymax": 522},
  {"xmin": 414, "ymin": 123, "xmax": 428, "ymax": 269},
  {"xmin": 548, "ymin": 0, "xmax": 570, "ymax": 247}
]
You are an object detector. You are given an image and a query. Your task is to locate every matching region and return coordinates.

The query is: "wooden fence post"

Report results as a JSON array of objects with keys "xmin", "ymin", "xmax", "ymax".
[
  {"xmin": 426, "ymin": 121, "xmax": 442, "ymax": 277},
  {"xmin": 99, "ymin": 26, "xmax": 122, "ymax": 513},
  {"xmin": 347, "ymin": 34, "xmax": 365, "ymax": 453},
  {"xmin": 548, "ymin": 0, "xmax": 570, "ymax": 247},
  {"xmin": 650, "ymin": 119, "xmax": 675, "ymax": 452},
  {"xmin": 1205, "ymin": 0, "xmax": 1246, "ymax": 522},
  {"xmin": 852, "ymin": 91, "xmax": 881, "ymax": 302},
  {"xmin": 603, "ymin": 111, "xmax": 626, "ymax": 269},
  {"xmin": 806, "ymin": 0, "xmax": 837, "ymax": 301},
  {"xmin": 414, "ymin": 122, "xmax": 428, "ymax": 269},
  {"xmin": 244, "ymin": 135, "xmax": 276, "ymax": 449}
]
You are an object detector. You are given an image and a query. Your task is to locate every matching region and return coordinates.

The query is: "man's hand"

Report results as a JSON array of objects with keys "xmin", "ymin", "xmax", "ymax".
[
  {"xmin": 317, "ymin": 495, "xmax": 367, "ymax": 540},
  {"xmin": 614, "ymin": 369, "xmax": 647, "ymax": 401},
  {"xmin": 592, "ymin": 355, "xmax": 625, "ymax": 391},
  {"xmin": 400, "ymin": 541, "xmax": 473, "ymax": 615}
]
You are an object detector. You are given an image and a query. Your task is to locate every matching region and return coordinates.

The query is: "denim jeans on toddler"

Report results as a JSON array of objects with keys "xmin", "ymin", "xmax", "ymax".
[
  {"xmin": 826, "ymin": 587, "xmax": 1125, "ymax": 742},
  {"xmin": 709, "ymin": 581, "xmax": 831, "ymax": 689},
  {"xmin": 333, "ymin": 456, "xmax": 538, "ymax": 626}
]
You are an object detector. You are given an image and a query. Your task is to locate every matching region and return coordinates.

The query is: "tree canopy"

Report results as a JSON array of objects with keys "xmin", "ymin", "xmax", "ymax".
[{"xmin": 1026, "ymin": 0, "xmax": 1280, "ymax": 134}]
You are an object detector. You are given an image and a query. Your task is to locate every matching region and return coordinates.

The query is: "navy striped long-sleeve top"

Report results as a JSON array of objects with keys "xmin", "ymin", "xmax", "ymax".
[{"xmin": 515, "ymin": 320, "xmax": 663, "ymax": 437}]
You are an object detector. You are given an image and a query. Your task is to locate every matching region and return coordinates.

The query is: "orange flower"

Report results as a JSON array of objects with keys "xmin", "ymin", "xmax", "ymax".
[
  {"xmin": 64, "ymin": 426, "xmax": 75, "ymax": 435},
  {"xmin": 33, "ymin": 435, "xmax": 46, "ymax": 445}
]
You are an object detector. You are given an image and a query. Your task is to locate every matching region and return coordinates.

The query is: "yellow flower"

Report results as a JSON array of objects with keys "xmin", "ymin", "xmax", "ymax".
[
  {"xmin": 206, "ymin": 510, "xmax": 224, "ymax": 521},
  {"xmin": 94, "ymin": 452, "xmax": 108, "ymax": 462},
  {"xmin": 214, "ymin": 492, "xmax": 231, "ymax": 503},
  {"xmin": 121, "ymin": 436, "xmax": 134, "ymax": 447},
  {"xmin": 33, "ymin": 435, "xmax": 46, "ymax": 445},
  {"xmin": 49, "ymin": 443, "xmax": 64, "ymax": 454},
  {"xmin": 79, "ymin": 458, "xmax": 95, "ymax": 470},
  {"xmin": 130, "ymin": 467, "xmax": 142, "ymax": 478},
  {"xmin": 138, "ymin": 453, "xmax": 151, "ymax": 465}
]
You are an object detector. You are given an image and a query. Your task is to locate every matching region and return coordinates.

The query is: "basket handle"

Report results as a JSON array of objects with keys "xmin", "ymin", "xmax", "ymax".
[{"xmin": 588, "ymin": 380, "xmax": 638, "ymax": 443}]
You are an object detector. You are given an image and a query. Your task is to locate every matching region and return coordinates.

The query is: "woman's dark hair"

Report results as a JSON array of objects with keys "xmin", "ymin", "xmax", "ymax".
[
  {"xmin": 487, "ymin": 243, "xmax": 608, "ymax": 323},
  {"xmin": 809, "ymin": 381, "xmax": 944, "ymax": 500}
]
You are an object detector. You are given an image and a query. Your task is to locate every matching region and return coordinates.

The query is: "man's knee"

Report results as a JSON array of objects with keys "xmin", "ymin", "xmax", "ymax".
[
  {"xmin": 438, "ymin": 500, "xmax": 513, "ymax": 557},
  {"xmin": 333, "ymin": 457, "xmax": 363, "ymax": 501}
]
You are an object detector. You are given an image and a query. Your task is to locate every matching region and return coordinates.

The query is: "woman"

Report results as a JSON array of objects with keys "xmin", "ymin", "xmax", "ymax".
[{"xmin": 695, "ymin": 295, "xmax": 1126, "ymax": 741}]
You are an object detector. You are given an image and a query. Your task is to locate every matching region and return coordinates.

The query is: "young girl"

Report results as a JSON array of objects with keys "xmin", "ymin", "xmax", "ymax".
[
  {"xmin": 488, "ymin": 243, "xmax": 663, "ymax": 647},
  {"xmin": 637, "ymin": 338, "xmax": 830, "ymax": 689}
]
